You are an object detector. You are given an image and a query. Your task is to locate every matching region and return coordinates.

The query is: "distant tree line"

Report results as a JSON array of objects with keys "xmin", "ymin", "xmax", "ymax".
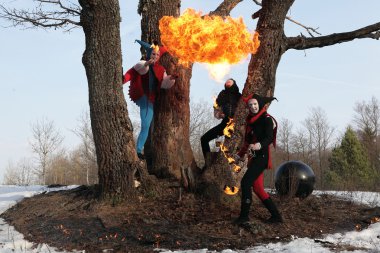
[{"xmin": 3, "ymin": 96, "xmax": 379, "ymax": 192}]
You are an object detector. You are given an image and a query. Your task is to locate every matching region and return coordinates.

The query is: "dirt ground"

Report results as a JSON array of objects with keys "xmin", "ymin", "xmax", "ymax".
[{"xmin": 1, "ymin": 181, "xmax": 380, "ymax": 253}]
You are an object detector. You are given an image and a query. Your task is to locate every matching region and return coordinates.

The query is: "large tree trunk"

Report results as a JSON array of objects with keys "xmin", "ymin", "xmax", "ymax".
[
  {"xmin": 79, "ymin": 0, "xmax": 142, "ymax": 199},
  {"xmin": 138, "ymin": 0, "xmax": 198, "ymax": 189},
  {"xmin": 202, "ymin": 0, "xmax": 295, "ymax": 202}
]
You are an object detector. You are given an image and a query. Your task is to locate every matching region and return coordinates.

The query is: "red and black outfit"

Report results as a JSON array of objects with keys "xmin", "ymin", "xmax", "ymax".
[{"xmin": 235, "ymin": 94, "xmax": 282, "ymax": 224}]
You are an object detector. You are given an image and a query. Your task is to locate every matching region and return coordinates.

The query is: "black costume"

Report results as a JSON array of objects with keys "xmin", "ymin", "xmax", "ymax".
[
  {"xmin": 201, "ymin": 79, "xmax": 241, "ymax": 163},
  {"xmin": 234, "ymin": 94, "xmax": 283, "ymax": 224}
]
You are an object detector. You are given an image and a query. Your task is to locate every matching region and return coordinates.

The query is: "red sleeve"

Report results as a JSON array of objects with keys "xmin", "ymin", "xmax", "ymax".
[{"xmin": 123, "ymin": 68, "xmax": 134, "ymax": 84}]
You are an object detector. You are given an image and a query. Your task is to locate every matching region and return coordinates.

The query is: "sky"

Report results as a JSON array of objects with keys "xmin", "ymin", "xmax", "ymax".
[
  {"xmin": 1, "ymin": 0, "xmax": 380, "ymax": 181},
  {"xmin": 0, "ymin": 186, "xmax": 379, "ymax": 252}
]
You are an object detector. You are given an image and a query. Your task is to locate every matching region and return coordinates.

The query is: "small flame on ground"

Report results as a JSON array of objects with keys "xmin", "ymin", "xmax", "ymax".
[
  {"xmin": 371, "ymin": 216, "xmax": 380, "ymax": 223},
  {"xmin": 224, "ymin": 185, "xmax": 239, "ymax": 195}
]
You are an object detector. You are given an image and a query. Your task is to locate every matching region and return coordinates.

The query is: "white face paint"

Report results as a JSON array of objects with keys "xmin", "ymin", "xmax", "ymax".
[{"xmin": 248, "ymin": 98, "xmax": 259, "ymax": 114}]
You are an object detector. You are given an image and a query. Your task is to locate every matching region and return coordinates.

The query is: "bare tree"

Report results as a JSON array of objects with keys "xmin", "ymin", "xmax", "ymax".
[
  {"xmin": 1, "ymin": 0, "xmax": 144, "ymax": 199},
  {"xmin": 72, "ymin": 111, "xmax": 98, "ymax": 185},
  {"xmin": 277, "ymin": 118, "xmax": 293, "ymax": 161},
  {"xmin": 303, "ymin": 107, "xmax": 334, "ymax": 189},
  {"xmin": 189, "ymin": 98, "xmax": 219, "ymax": 166},
  {"xmin": 3, "ymin": 158, "xmax": 35, "ymax": 185},
  {"xmin": 353, "ymin": 96, "xmax": 380, "ymax": 181},
  {"xmin": 291, "ymin": 128, "xmax": 313, "ymax": 165},
  {"xmin": 30, "ymin": 118, "xmax": 63, "ymax": 184}
]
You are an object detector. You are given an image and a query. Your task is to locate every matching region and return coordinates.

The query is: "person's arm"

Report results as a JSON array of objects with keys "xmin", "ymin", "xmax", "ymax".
[{"xmin": 122, "ymin": 68, "xmax": 134, "ymax": 84}]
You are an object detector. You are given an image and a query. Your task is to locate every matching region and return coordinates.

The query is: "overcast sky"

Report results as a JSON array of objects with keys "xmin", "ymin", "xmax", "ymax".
[{"xmin": 1, "ymin": 0, "xmax": 379, "ymax": 181}]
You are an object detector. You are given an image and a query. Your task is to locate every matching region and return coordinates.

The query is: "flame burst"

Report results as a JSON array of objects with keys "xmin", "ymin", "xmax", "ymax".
[{"xmin": 159, "ymin": 8, "xmax": 260, "ymax": 67}]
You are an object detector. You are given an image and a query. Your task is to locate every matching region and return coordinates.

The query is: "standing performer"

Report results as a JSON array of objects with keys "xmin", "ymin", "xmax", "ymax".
[
  {"xmin": 123, "ymin": 40, "xmax": 176, "ymax": 160},
  {"xmin": 233, "ymin": 94, "xmax": 283, "ymax": 224}
]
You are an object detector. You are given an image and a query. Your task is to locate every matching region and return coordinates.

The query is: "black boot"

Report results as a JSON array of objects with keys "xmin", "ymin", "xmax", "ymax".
[
  {"xmin": 233, "ymin": 199, "xmax": 251, "ymax": 225},
  {"xmin": 262, "ymin": 198, "xmax": 283, "ymax": 223}
]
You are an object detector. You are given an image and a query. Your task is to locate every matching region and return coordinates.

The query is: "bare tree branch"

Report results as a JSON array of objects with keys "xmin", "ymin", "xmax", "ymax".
[
  {"xmin": 251, "ymin": 0, "xmax": 321, "ymax": 37},
  {"xmin": 0, "ymin": 0, "xmax": 81, "ymax": 30},
  {"xmin": 286, "ymin": 16, "xmax": 321, "ymax": 37},
  {"xmin": 286, "ymin": 22, "xmax": 380, "ymax": 50},
  {"xmin": 209, "ymin": 0, "xmax": 243, "ymax": 17},
  {"xmin": 252, "ymin": 0, "xmax": 262, "ymax": 5}
]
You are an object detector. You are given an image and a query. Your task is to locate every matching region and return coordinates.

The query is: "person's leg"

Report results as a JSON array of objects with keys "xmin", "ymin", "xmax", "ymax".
[
  {"xmin": 200, "ymin": 118, "xmax": 229, "ymax": 161},
  {"xmin": 234, "ymin": 159, "xmax": 266, "ymax": 224},
  {"xmin": 136, "ymin": 96, "xmax": 154, "ymax": 157},
  {"xmin": 253, "ymin": 172, "xmax": 283, "ymax": 223},
  {"xmin": 252, "ymin": 173, "xmax": 270, "ymax": 201}
]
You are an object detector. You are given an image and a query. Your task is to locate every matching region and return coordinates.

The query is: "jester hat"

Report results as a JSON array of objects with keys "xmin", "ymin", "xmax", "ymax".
[
  {"xmin": 242, "ymin": 93, "xmax": 277, "ymax": 110},
  {"xmin": 135, "ymin": 39, "xmax": 167, "ymax": 60}
]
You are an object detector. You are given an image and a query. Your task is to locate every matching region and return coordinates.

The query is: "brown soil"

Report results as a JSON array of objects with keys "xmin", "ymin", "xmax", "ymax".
[{"xmin": 1, "ymin": 181, "xmax": 379, "ymax": 253}]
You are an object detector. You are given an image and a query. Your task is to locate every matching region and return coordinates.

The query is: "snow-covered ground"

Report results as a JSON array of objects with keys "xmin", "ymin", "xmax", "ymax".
[
  {"xmin": 0, "ymin": 185, "xmax": 82, "ymax": 253},
  {"xmin": 0, "ymin": 186, "xmax": 379, "ymax": 253}
]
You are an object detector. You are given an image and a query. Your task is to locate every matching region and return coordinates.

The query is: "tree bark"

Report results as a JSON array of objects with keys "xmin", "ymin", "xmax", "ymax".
[
  {"xmin": 79, "ymin": 0, "xmax": 141, "ymax": 200},
  {"xmin": 202, "ymin": 0, "xmax": 295, "ymax": 202},
  {"xmin": 138, "ymin": 0, "xmax": 198, "ymax": 189}
]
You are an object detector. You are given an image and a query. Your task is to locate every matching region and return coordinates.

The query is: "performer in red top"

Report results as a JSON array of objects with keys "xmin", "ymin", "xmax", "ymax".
[
  {"xmin": 233, "ymin": 93, "xmax": 283, "ymax": 224},
  {"xmin": 123, "ymin": 40, "xmax": 176, "ymax": 160}
]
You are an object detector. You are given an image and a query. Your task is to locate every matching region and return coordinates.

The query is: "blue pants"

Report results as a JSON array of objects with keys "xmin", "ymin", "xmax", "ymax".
[{"xmin": 136, "ymin": 95, "xmax": 154, "ymax": 154}]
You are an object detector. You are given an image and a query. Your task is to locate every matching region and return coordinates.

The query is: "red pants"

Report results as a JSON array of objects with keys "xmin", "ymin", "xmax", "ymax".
[{"xmin": 252, "ymin": 173, "xmax": 270, "ymax": 201}]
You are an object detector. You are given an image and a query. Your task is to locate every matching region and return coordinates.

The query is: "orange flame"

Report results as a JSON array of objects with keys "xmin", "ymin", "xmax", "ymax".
[
  {"xmin": 371, "ymin": 216, "xmax": 380, "ymax": 223},
  {"xmin": 224, "ymin": 185, "xmax": 239, "ymax": 195},
  {"xmin": 232, "ymin": 164, "xmax": 241, "ymax": 173},
  {"xmin": 159, "ymin": 8, "xmax": 260, "ymax": 67},
  {"xmin": 223, "ymin": 118, "xmax": 235, "ymax": 137},
  {"xmin": 213, "ymin": 96, "xmax": 219, "ymax": 109},
  {"xmin": 220, "ymin": 143, "xmax": 234, "ymax": 164}
]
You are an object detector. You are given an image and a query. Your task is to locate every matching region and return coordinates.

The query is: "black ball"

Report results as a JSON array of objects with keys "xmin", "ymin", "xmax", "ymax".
[{"xmin": 275, "ymin": 160, "xmax": 316, "ymax": 198}]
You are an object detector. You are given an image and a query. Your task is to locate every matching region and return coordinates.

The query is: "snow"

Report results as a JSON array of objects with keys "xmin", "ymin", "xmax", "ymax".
[
  {"xmin": 0, "ymin": 185, "xmax": 82, "ymax": 253},
  {"xmin": 0, "ymin": 186, "xmax": 379, "ymax": 253}
]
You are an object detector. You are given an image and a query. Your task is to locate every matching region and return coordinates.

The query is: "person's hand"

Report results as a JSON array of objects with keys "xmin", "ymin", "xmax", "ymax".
[
  {"xmin": 144, "ymin": 58, "xmax": 155, "ymax": 66},
  {"xmin": 249, "ymin": 143, "xmax": 261, "ymax": 151},
  {"xmin": 233, "ymin": 153, "xmax": 243, "ymax": 162}
]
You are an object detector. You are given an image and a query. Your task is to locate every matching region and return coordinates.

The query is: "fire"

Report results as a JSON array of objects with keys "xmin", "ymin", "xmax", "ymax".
[
  {"xmin": 159, "ymin": 8, "xmax": 260, "ymax": 67},
  {"xmin": 204, "ymin": 62, "xmax": 231, "ymax": 82},
  {"xmin": 223, "ymin": 118, "xmax": 235, "ymax": 137},
  {"xmin": 371, "ymin": 216, "xmax": 380, "ymax": 223},
  {"xmin": 219, "ymin": 143, "xmax": 235, "ymax": 164},
  {"xmin": 224, "ymin": 185, "xmax": 239, "ymax": 195},
  {"xmin": 232, "ymin": 164, "xmax": 241, "ymax": 173},
  {"xmin": 213, "ymin": 96, "xmax": 219, "ymax": 109}
]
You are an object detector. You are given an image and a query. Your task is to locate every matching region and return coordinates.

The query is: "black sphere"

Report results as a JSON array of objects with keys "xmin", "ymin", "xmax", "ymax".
[{"xmin": 274, "ymin": 161, "xmax": 315, "ymax": 198}]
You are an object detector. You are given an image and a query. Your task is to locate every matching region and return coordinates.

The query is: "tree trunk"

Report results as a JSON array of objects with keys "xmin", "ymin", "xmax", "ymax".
[
  {"xmin": 202, "ymin": 0, "xmax": 295, "ymax": 201},
  {"xmin": 139, "ymin": 0, "xmax": 198, "ymax": 188},
  {"xmin": 79, "ymin": 0, "xmax": 142, "ymax": 200}
]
